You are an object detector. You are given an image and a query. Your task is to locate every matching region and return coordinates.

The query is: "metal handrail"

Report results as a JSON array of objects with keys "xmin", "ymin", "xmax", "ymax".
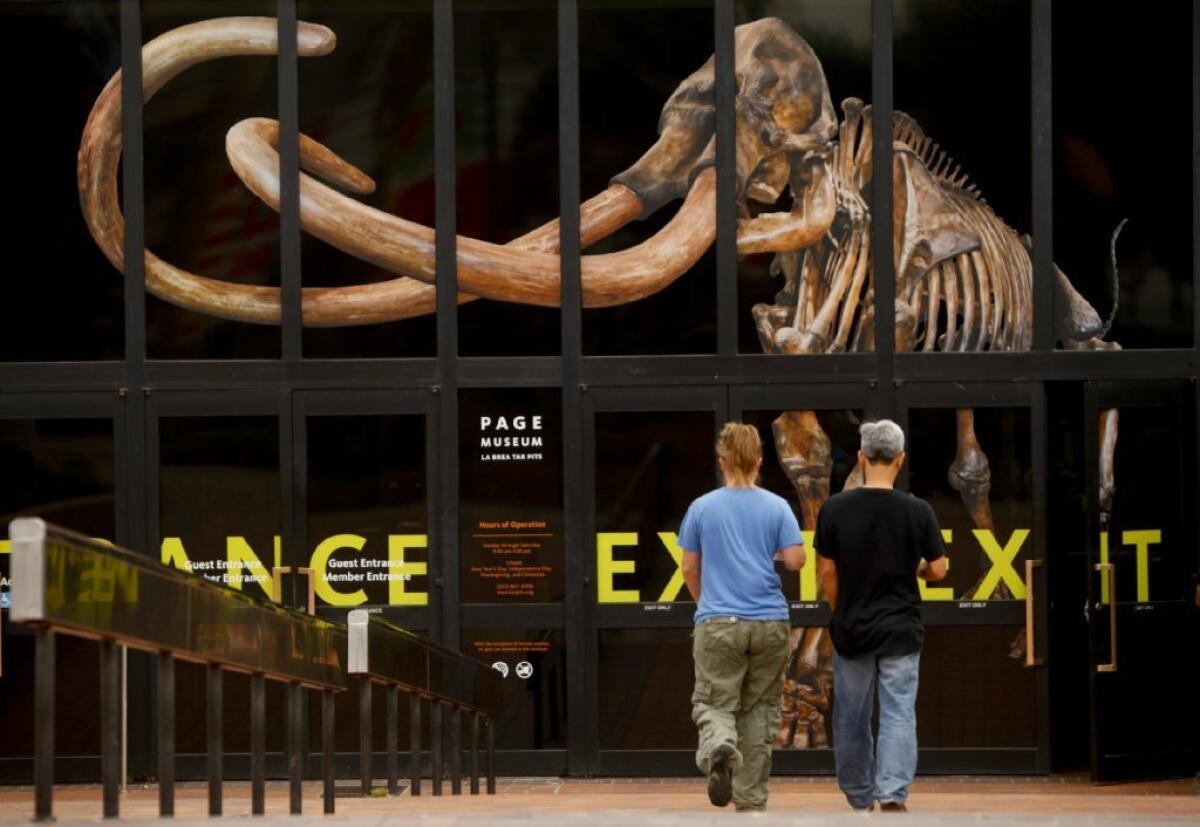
[
  {"xmin": 346, "ymin": 610, "xmax": 503, "ymax": 797},
  {"xmin": 9, "ymin": 518, "xmax": 349, "ymax": 820}
]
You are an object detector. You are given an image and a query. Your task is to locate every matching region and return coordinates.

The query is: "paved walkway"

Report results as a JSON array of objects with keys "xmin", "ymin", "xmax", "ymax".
[{"xmin": 0, "ymin": 776, "xmax": 1197, "ymax": 824}]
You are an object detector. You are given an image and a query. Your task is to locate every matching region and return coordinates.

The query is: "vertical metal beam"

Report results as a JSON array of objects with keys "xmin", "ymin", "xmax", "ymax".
[
  {"xmin": 1031, "ymin": 0, "xmax": 1054, "ymax": 351},
  {"xmin": 277, "ymin": 0, "xmax": 302, "ymax": 360},
  {"xmin": 277, "ymin": 0, "xmax": 302, "ymax": 619},
  {"xmin": 287, "ymin": 681, "xmax": 303, "ymax": 814},
  {"xmin": 205, "ymin": 664, "xmax": 222, "ymax": 817},
  {"xmin": 157, "ymin": 653, "xmax": 174, "ymax": 817},
  {"xmin": 470, "ymin": 712, "xmax": 480, "ymax": 795},
  {"xmin": 359, "ymin": 677, "xmax": 372, "ymax": 795},
  {"xmin": 250, "ymin": 673, "xmax": 266, "ymax": 816},
  {"xmin": 410, "ymin": 693, "xmax": 423, "ymax": 796},
  {"xmin": 714, "ymin": 0, "xmax": 737, "ymax": 356},
  {"xmin": 450, "ymin": 706, "xmax": 462, "ymax": 794},
  {"xmin": 486, "ymin": 717, "xmax": 496, "ymax": 795},
  {"xmin": 322, "ymin": 689, "xmax": 336, "ymax": 814},
  {"xmin": 386, "ymin": 685, "xmax": 399, "ymax": 795},
  {"xmin": 871, "ymin": 0, "xmax": 896, "ymax": 418},
  {"xmin": 119, "ymin": 0, "xmax": 146, "ymax": 376},
  {"xmin": 433, "ymin": 0, "xmax": 461, "ymax": 653},
  {"xmin": 33, "ymin": 627, "xmax": 54, "ymax": 822},
  {"xmin": 431, "ymin": 702, "xmax": 444, "ymax": 796},
  {"xmin": 1083, "ymin": 382, "xmax": 1102, "ymax": 779},
  {"xmin": 118, "ymin": 0, "xmax": 154, "ymax": 789},
  {"xmin": 1194, "ymin": 0, "xmax": 1199, "ymax": 356},
  {"xmin": 100, "ymin": 640, "xmax": 122, "ymax": 818},
  {"xmin": 557, "ymin": 0, "xmax": 588, "ymax": 779},
  {"xmin": 1031, "ymin": 384, "xmax": 1052, "ymax": 772}
]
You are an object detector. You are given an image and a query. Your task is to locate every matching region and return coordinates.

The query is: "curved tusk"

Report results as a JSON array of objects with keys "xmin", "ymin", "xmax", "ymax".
[
  {"xmin": 79, "ymin": 16, "xmax": 647, "ymax": 327},
  {"xmin": 227, "ymin": 117, "xmax": 713, "ymax": 318}
]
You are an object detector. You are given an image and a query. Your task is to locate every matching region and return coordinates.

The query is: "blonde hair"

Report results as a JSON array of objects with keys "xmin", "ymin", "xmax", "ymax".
[{"xmin": 716, "ymin": 422, "xmax": 762, "ymax": 486}]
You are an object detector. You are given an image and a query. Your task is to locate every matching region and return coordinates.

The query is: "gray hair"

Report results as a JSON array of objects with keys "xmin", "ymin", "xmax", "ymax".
[{"xmin": 860, "ymin": 419, "xmax": 905, "ymax": 461}]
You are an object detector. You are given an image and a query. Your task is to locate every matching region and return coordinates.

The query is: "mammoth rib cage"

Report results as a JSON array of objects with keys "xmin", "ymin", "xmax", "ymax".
[{"xmin": 789, "ymin": 190, "xmax": 1036, "ymax": 354}]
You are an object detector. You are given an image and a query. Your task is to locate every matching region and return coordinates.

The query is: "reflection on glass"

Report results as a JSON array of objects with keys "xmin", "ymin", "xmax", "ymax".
[
  {"xmin": 307, "ymin": 415, "xmax": 428, "ymax": 610},
  {"xmin": 0, "ymin": 418, "xmax": 114, "ymax": 760},
  {"xmin": 456, "ymin": 0, "xmax": 559, "ymax": 357},
  {"xmin": 460, "ymin": 389, "xmax": 564, "ymax": 603},
  {"xmin": 159, "ymin": 414, "xmax": 279, "ymax": 754},
  {"xmin": 907, "ymin": 407, "xmax": 1032, "ymax": 602},
  {"xmin": 0, "ymin": 2, "xmax": 123, "ymax": 361},
  {"xmin": 580, "ymin": 1, "xmax": 716, "ymax": 355},
  {"xmin": 297, "ymin": 0, "xmax": 438, "ymax": 358},
  {"xmin": 142, "ymin": 0, "xmax": 281, "ymax": 359},
  {"xmin": 1053, "ymin": 1, "xmax": 1192, "ymax": 348},
  {"xmin": 598, "ymin": 629, "xmax": 694, "ymax": 749},
  {"xmin": 159, "ymin": 416, "xmax": 280, "ymax": 597},
  {"xmin": 463, "ymin": 629, "xmax": 565, "ymax": 749},
  {"xmin": 734, "ymin": 1, "xmax": 872, "ymax": 355},
  {"xmin": 918, "ymin": 626, "xmax": 1037, "ymax": 747},
  {"xmin": 594, "ymin": 411, "xmax": 714, "ymax": 603}
]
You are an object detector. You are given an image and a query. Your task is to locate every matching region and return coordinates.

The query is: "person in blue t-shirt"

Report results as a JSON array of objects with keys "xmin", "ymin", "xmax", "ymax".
[{"xmin": 678, "ymin": 422, "xmax": 806, "ymax": 811}]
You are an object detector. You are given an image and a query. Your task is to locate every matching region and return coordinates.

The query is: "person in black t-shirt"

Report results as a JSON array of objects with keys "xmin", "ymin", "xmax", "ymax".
[{"xmin": 815, "ymin": 419, "xmax": 948, "ymax": 813}]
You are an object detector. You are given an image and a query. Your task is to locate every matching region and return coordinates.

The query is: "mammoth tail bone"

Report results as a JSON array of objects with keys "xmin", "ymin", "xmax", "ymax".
[{"xmin": 1097, "ymin": 218, "xmax": 1127, "ymax": 339}]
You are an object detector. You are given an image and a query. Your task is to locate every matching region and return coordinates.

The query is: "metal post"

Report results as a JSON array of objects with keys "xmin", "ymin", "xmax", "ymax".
[
  {"xmin": 100, "ymin": 639, "xmax": 121, "ymax": 818},
  {"xmin": 386, "ymin": 685, "xmax": 399, "ymax": 795},
  {"xmin": 431, "ymin": 702, "xmax": 443, "ymax": 796},
  {"xmin": 450, "ymin": 706, "xmax": 462, "ymax": 795},
  {"xmin": 486, "ymin": 717, "xmax": 496, "ymax": 795},
  {"xmin": 206, "ymin": 664, "xmax": 222, "ymax": 817},
  {"xmin": 409, "ymin": 693, "xmax": 422, "ymax": 797},
  {"xmin": 322, "ymin": 690, "xmax": 336, "ymax": 814},
  {"xmin": 287, "ymin": 682, "xmax": 303, "ymax": 815},
  {"xmin": 250, "ymin": 673, "xmax": 266, "ymax": 816},
  {"xmin": 470, "ymin": 712, "xmax": 480, "ymax": 795},
  {"xmin": 359, "ymin": 677, "xmax": 372, "ymax": 795},
  {"xmin": 157, "ymin": 653, "xmax": 174, "ymax": 817},
  {"xmin": 33, "ymin": 627, "xmax": 54, "ymax": 822}
]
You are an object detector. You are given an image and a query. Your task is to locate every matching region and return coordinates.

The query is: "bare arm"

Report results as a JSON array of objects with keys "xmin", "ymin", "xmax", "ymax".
[
  {"xmin": 818, "ymin": 554, "xmax": 838, "ymax": 610},
  {"xmin": 777, "ymin": 543, "xmax": 806, "ymax": 572},
  {"xmin": 682, "ymin": 550, "xmax": 702, "ymax": 602},
  {"xmin": 918, "ymin": 556, "xmax": 948, "ymax": 582}
]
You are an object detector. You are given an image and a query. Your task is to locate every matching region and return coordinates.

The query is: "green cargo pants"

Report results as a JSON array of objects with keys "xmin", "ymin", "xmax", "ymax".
[{"xmin": 692, "ymin": 617, "xmax": 790, "ymax": 810}]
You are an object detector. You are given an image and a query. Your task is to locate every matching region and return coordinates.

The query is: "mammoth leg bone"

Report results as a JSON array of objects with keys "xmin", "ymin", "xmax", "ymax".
[
  {"xmin": 771, "ymin": 411, "xmax": 835, "ymax": 749},
  {"xmin": 949, "ymin": 407, "xmax": 995, "ymax": 533},
  {"xmin": 1098, "ymin": 409, "xmax": 1119, "ymax": 533},
  {"xmin": 950, "ymin": 408, "xmax": 1020, "ymax": 606},
  {"xmin": 949, "ymin": 407, "xmax": 1025, "ymax": 659}
]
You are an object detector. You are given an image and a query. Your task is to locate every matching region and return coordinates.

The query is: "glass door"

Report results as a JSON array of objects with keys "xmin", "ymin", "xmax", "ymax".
[
  {"xmin": 1085, "ymin": 381, "xmax": 1199, "ymax": 781},
  {"xmin": 895, "ymin": 383, "xmax": 1049, "ymax": 773}
]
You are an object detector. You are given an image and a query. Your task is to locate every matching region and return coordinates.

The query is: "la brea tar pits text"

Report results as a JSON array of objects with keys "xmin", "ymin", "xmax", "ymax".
[{"xmin": 479, "ymin": 415, "xmax": 544, "ymax": 462}]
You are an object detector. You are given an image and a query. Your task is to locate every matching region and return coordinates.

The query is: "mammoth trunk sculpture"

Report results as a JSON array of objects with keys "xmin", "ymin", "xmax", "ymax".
[{"xmin": 78, "ymin": 16, "xmax": 1123, "ymax": 750}]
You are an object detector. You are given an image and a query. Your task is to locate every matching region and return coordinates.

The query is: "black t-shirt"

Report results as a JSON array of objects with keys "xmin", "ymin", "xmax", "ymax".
[{"xmin": 814, "ymin": 487, "xmax": 947, "ymax": 657}]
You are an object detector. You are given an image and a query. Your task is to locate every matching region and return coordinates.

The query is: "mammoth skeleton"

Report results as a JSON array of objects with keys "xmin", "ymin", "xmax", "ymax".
[{"xmin": 79, "ymin": 16, "xmax": 1123, "ymax": 750}]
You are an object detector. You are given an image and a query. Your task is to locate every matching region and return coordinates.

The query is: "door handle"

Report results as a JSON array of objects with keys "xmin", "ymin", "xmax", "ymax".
[
  {"xmin": 1094, "ymin": 562, "xmax": 1117, "ymax": 673},
  {"xmin": 1024, "ymin": 559, "xmax": 1044, "ymax": 667}
]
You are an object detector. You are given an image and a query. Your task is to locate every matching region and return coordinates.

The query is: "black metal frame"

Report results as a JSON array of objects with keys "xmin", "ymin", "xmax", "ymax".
[{"xmin": 0, "ymin": 0, "xmax": 1196, "ymax": 783}]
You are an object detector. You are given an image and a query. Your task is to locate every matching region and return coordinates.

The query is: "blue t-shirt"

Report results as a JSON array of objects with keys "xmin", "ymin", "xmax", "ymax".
[{"xmin": 678, "ymin": 486, "xmax": 804, "ymax": 624}]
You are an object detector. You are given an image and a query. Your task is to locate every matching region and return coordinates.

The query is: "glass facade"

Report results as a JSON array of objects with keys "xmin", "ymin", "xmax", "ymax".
[{"xmin": 0, "ymin": 0, "xmax": 1195, "ymax": 784}]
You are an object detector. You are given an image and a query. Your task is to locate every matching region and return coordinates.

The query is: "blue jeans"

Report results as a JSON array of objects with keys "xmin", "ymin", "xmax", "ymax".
[{"xmin": 832, "ymin": 650, "xmax": 921, "ymax": 810}]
